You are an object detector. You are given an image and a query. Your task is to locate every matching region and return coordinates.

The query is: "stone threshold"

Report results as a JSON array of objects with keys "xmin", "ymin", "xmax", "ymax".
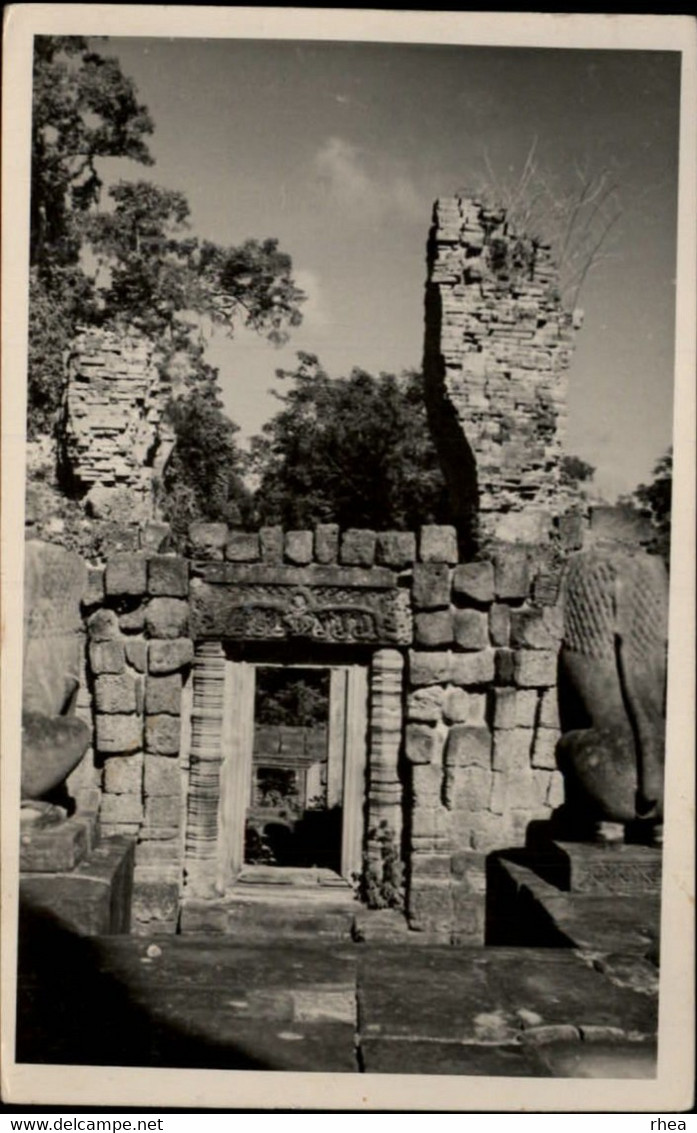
[{"xmin": 236, "ymin": 865, "xmax": 351, "ymax": 889}]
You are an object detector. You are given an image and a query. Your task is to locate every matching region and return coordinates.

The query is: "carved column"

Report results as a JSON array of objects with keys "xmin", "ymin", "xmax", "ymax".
[
  {"xmin": 184, "ymin": 641, "xmax": 226, "ymax": 897},
  {"xmin": 367, "ymin": 649, "xmax": 405, "ymax": 866}
]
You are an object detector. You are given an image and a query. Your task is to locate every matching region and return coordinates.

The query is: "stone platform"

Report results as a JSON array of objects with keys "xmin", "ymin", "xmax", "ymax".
[
  {"xmin": 16, "ymin": 931, "xmax": 658, "ymax": 1075},
  {"xmin": 20, "ymin": 834, "xmax": 135, "ymax": 936}
]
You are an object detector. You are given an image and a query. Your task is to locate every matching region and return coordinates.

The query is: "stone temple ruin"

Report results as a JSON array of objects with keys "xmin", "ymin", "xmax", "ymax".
[{"xmin": 20, "ymin": 198, "xmax": 667, "ymax": 971}]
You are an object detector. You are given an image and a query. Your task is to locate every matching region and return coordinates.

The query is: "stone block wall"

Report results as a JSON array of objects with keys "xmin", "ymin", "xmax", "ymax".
[{"xmin": 424, "ymin": 196, "xmax": 580, "ymax": 545}]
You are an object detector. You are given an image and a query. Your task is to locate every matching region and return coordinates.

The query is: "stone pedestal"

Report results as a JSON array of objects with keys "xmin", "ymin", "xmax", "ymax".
[
  {"xmin": 20, "ymin": 812, "xmax": 99, "ymax": 873},
  {"xmin": 20, "ymin": 836, "xmax": 135, "ymax": 935},
  {"xmin": 550, "ymin": 841, "xmax": 662, "ymax": 895}
]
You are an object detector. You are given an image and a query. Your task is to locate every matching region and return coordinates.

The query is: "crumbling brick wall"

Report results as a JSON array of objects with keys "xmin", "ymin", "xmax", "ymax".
[{"xmin": 424, "ymin": 196, "xmax": 579, "ymax": 546}]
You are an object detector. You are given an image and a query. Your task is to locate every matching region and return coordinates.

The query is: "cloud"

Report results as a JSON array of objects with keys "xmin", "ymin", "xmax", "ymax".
[{"xmin": 313, "ymin": 136, "xmax": 421, "ymax": 222}]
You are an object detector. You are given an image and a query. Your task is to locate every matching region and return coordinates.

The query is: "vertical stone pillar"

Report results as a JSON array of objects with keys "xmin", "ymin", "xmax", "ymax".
[
  {"xmin": 184, "ymin": 641, "xmax": 226, "ymax": 897},
  {"xmin": 367, "ymin": 649, "xmax": 405, "ymax": 865}
]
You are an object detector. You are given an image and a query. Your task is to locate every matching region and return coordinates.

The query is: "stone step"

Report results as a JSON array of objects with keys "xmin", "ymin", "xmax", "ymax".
[{"xmin": 180, "ymin": 885, "xmax": 357, "ymax": 939}]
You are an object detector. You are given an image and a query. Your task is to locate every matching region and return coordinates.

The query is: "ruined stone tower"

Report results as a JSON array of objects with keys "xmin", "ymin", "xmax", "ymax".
[{"xmin": 424, "ymin": 196, "xmax": 579, "ymax": 547}]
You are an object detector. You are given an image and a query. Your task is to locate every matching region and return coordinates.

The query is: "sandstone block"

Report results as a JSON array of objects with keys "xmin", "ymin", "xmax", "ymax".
[
  {"xmin": 148, "ymin": 555, "xmax": 189, "ymax": 596},
  {"xmin": 409, "ymin": 650, "xmax": 451, "ymax": 687},
  {"xmin": 453, "ymin": 608, "xmax": 488, "ymax": 650},
  {"xmin": 145, "ymin": 674, "xmax": 182, "ymax": 716},
  {"xmin": 89, "ymin": 640, "xmax": 126, "ymax": 675},
  {"xmin": 103, "ymin": 752, "xmax": 144, "ymax": 795},
  {"xmin": 188, "ymin": 522, "xmax": 228, "ymax": 560},
  {"xmin": 492, "ymin": 727, "xmax": 533, "ymax": 772},
  {"xmin": 135, "ymin": 840, "xmax": 181, "ymax": 866},
  {"xmin": 144, "ymin": 754, "xmax": 182, "ymax": 796},
  {"xmin": 411, "ymin": 765, "xmax": 444, "ymax": 807},
  {"xmin": 452, "ymin": 561, "xmax": 494, "ymax": 604},
  {"xmin": 132, "ymin": 877, "xmax": 180, "ymax": 924},
  {"xmin": 94, "ymin": 673, "xmax": 137, "ymax": 714},
  {"xmin": 451, "ymin": 891, "xmax": 486, "ymax": 943},
  {"xmin": 100, "ymin": 793, "xmax": 143, "ymax": 825},
  {"xmin": 407, "ymin": 881, "xmax": 453, "ymax": 932},
  {"xmin": 531, "ymin": 728, "xmax": 560, "ymax": 770},
  {"xmin": 125, "ymin": 639, "xmax": 147, "ymax": 673},
  {"xmin": 411, "ymin": 562, "xmax": 451, "ymax": 609},
  {"xmin": 466, "ymin": 811, "xmax": 507, "ymax": 854},
  {"xmin": 488, "ymin": 771, "xmax": 507, "ymax": 815},
  {"xmin": 118, "ymin": 604, "xmax": 145, "ymax": 634},
  {"xmin": 407, "ymin": 686, "xmax": 444, "ymax": 724},
  {"xmin": 406, "ymin": 723, "xmax": 439, "ymax": 764},
  {"xmin": 538, "ymin": 688, "xmax": 561, "ymax": 730},
  {"xmin": 444, "ymin": 724, "xmax": 491, "ymax": 769},
  {"xmin": 415, "ymin": 610, "xmax": 453, "ymax": 648},
  {"xmin": 284, "ymin": 530, "xmax": 313, "ymax": 565},
  {"xmin": 532, "ymin": 571, "xmax": 562, "ymax": 607},
  {"xmin": 340, "ymin": 529, "xmax": 376, "ymax": 566},
  {"xmin": 105, "ymin": 553, "xmax": 147, "ymax": 598},
  {"xmin": 491, "ymin": 687, "xmax": 517, "ymax": 730},
  {"xmin": 87, "ymin": 608, "xmax": 120, "ymax": 642},
  {"xmin": 145, "ymin": 715, "xmax": 181, "ymax": 756},
  {"xmin": 510, "ymin": 607, "xmax": 563, "ymax": 649},
  {"xmin": 145, "ymin": 598, "xmax": 189, "ymax": 640},
  {"xmin": 376, "ymin": 531, "xmax": 416, "ymax": 568},
  {"xmin": 419, "ymin": 525, "xmax": 458, "ymax": 564},
  {"xmin": 314, "ymin": 524, "xmax": 339, "ymax": 564},
  {"xmin": 442, "ymin": 687, "xmax": 470, "ymax": 724},
  {"xmin": 455, "ymin": 765, "xmax": 492, "ymax": 811},
  {"xmin": 494, "ymin": 510, "xmax": 552, "ymax": 544},
  {"xmin": 450, "ymin": 650, "xmax": 495, "ymax": 687},
  {"xmin": 144, "ymin": 795, "xmax": 181, "ymax": 826},
  {"xmin": 514, "ymin": 649, "xmax": 558, "ymax": 687},
  {"xmin": 409, "ymin": 853, "xmax": 451, "ymax": 880},
  {"xmin": 148, "ymin": 638, "xmax": 194, "ymax": 674},
  {"xmin": 559, "ymin": 510, "xmax": 585, "ymax": 552},
  {"xmin": 493, "ymin": 548, "xmax": 531, "ymax": 599},
  {"xmin": 139, "ymin": 522, "xmax": 172, "ymax": 553},
  {"xmin": 547, "ymin": 770, "xmax": 565, "ymax": 809},
  {"xmin": 494, "ymin": 648, "xmax": 516, "ymax": 685},
  {"xmin": 489, "ymin": 603, "xmax": 511, "ymax": 646},
  {"xmin": 515, "ymin": 689, "xmax": 539, "ymax": 728},
  {"xmin": 450, "ymin": 851, "xmax": 487, "ymax": 891},
  {"xmin": 83, "ymin": 568, "xmax": 105, "ymax": 607},
  {"xmin": 95, "ymin": 713, "xmax": 141, "ymax": 755},
  {"xmin": 259, "ymin": 526, "xmax": 284, "ymax": 563}
]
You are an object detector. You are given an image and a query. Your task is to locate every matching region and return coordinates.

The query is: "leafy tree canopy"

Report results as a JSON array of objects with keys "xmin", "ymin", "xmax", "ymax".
[
  {"xmin": 560, "ymin": 454, "xmax": 595, "ymax": 487},
  {"xmin": 620, "ymin": 448, "xmax": 672, "ymax": 565},
  {"xmin": 248, "ymin": 353, "xmax": 452, "ymax": 531}
]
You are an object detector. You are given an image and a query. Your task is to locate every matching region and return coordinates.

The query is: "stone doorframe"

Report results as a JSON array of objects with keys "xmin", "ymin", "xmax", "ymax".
[{"xmin": 182, "ymin": 643, "xmax": 404, "ymax": 900}]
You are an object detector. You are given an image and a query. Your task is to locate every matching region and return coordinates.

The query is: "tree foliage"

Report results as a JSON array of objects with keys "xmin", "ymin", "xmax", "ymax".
[
  {"xmin": 249, "ymin": 354, "xmax": 452, "ymax": 530},
  {"xmin": 624, "ymin": 448, "xmax": 672, "ymax": 565},
  {"xmin": 560, "ymin": 454, "xmax": 595, "ymax": 489}
]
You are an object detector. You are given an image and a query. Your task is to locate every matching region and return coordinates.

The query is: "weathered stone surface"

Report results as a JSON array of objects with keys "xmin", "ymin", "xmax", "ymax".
[
  {"xmin": 493, "ymin": 548, "xmax": 531, "ymax": 600},
  {"xmin": 442, "ymin": 687, "xmax": 470, "ymax": 724},
  {"xmin": 145, "ymin": 598, "xmax": 189, "ymax": 640},
  {"xmin": 259, "ymin": 525, "xmax": 284, "ymax": 563},
  {"xmin": 19, "ymin": 814, "xmax": 89, "ymax": 873},
  {"xmin": 411, "ymin": 764, "xmax": 444, "ymax": 807},
  {"xmin": 450, "ymin": 650, "xmax": 495, "ymax": 686},
  {"xmin": 510, "ymin": 607, "xmax": 563, "ymax": 649},
  {"xmin": 100, "ymin": 792, "xmax": 143, "ymax": 825},
  {"xmin": 444, "ymin": 724, "xmax": 491, "ymax": 769},
  {"xmin": 144, "ymin": 754, "xmax": 181, "ymax": 796},
  {"xmin": 105, "ymin": 553, "xmax": 147, "ymax": 597},
  {"xmin": 452, "ymin": 561, "xmax": 495, "ymax": 604},
  {"xmin": 408, "ymin": 881, "xmax": 453, "ymax": 933},
  {"xmin": 414, "ymin": 610, "xmax": 453, "ymax": 648},
  {"xmin": 406, "ymin": 686, "xmax": 444, "ymax": 724},
  {"xmin": 148, "ymin": 638, "xmax": 194, "ymax": 674},
  {"xmin": 489, "ymin": 603, "xmax": 511, "ymax": 646},
  {"xmin": 453, "ymin": 608, "xmax": 488, "ymax": 650},
  {"xmin": 539, "ymin": 688, "xmax": 561, "ymax": 730},
  {"xmin": 340, "ymin": 529, "xmax": 376, "ymax": 566},
  {"xmin": 118, "ymin": 604, "xmax": 145, "ymax": 633},
  {"xmin": 132, "ymin": 875, "xmax": 180, "ymax": 925},
  {"xmin": 94, "ymin": 673, "xmax": 137, "ymax": 714},
  {"xmin": 87, "ymin": 608, "xmax": 120, "ymax": 641},
  {"xmin": 492, "ymin": 727, "xmax": 533, "ymax": 772},
  {"xmin": 188, "ymin": 522, "xmax": 228, "ymax": 560},
  {"xmin": 145, "ymin": 674, "xmax": 182, "ymax": 715},
  {"xmin": 144, "ymin": 795, "xmax": 181, "ymax": 825},
  {"xmin": 515, "ymin": 689, "xmax": 539, "ymax": 728},
  {"xmin": 284, "ymin": 530, "xmax": 313, "ymax": 565},
  {"xmin": 83, "ymin": 568, "xmax": 105, "ymax": 607},
  {"xmin": 409, "ymin": 650, "xmax": 451, "ymax": 686},
  {"xmin": 411, "ymin": 562, "xmax": 451, "ymax": 610},
  {"xmin": 103, "ymin": 752, "xmax": 144, "ymax": 795},
  {"xmin": 375, "ymin": 531, "xmax": 416, "ymax": 568},
  {"xmin": 494, "ymin": 648, "xmax": 516, "ymax": 685},
  {"xmin": 89, "ymin": 640, "xmax": 126, "ymax": 675},
  {"xmin": 514, "ymin": 649, "xmax": 558, "ymax": 687},
  {"xmin": 95, "ymin": 714, "xmax": 141, "ymax": 755},
  {"xmin": 19, "ymin": 835, "xmax": 134, "ymax": 935},
  {"xmin": 125, "ymin": 639, "xmax": 147, "ymax": 673},
  {"xmin": 314, "ymin": 524, "xmax": 339, "ymax": 564},
  {"xmin": 492, "ymin": 687, "xmax": 517, "ymax": 730},
  {"xmin": 419, "ymin": 525, "xmax": 458, "ymax": 564},
  {"xmin": 139, "ymin": 521, "xmax": 172, "ymax": 553},
  {"xmin": 532, "ymin": 729, "xmax": 559, "ymax": 770},
  {"xmin": 148, "ymin": 555, "xmax": 189, "ymax": 596},
  {"xmin": 405, "ymin": 723, "xmax": 439, "ymax": 764},
  {"xmin": 145, "ymin": 714, "xmax": 181, "ymax": 756},
  {"xmin": 21, "ymin": 713, "xmax": 91, "ymax": 800},
  {"xmin": 23, "ymin": 541, "xmax": 88, "ymax": 723}
]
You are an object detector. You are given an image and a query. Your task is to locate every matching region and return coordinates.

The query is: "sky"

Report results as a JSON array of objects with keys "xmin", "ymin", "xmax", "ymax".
[{"xmin": 97, "ymin": 37, "xmax": 681, "ymax": 500}]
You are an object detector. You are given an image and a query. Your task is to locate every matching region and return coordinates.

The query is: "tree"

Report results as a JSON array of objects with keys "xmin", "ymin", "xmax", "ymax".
[
  {"xmin": 560, "ymin": 454, "xmax": 596, "ymax": 491},
  {"xmin": 623, "ymin": 448, "xmax": 672, "ymax": 565},
  {"xmin": 249, "ymin": 354, "xmax": 452, "ymax": 530}
]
